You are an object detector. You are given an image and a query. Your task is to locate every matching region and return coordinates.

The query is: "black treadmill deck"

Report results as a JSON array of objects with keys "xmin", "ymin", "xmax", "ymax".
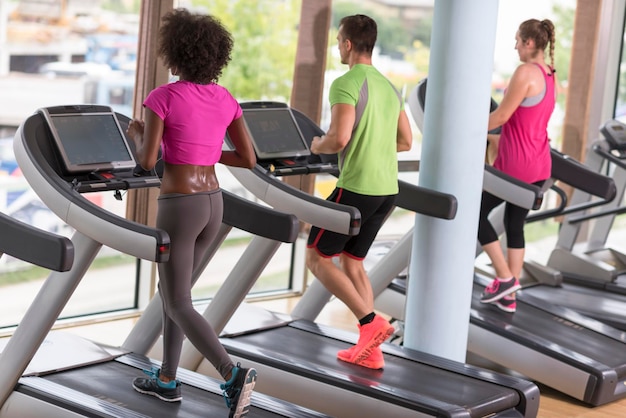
[
  {"xmin": 220, "ymin": 319, "xmax": 537, "ymax": 417},
  {"xmin": 387, "ymin": 274, "xmax": 626, "ymax": 406},
  {"xmin": 17, "ymin": 353, "xmax": 327, "ymax": 418}
]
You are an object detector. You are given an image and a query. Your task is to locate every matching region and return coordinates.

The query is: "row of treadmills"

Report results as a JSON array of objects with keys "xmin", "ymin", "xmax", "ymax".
[{"xmin": 1, "ymin": 84, "xmax": 626, "ymax": 417}]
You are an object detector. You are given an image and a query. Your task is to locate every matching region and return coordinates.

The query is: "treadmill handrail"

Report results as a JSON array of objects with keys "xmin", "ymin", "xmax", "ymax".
[
  {"xmin": 0, "ymin": 211, "xmax": 74, "ymax": 271},
  {"xmin": 593, "ymin": 141, "xmax": 626, "ymax": 172},
  {"xmin": 552, "ymin": 147, "xmax": 617, "ymax": 201},
  {"xmin": 489, "ymin": 148, "xmax": 616, "ymax": 225},
  {"xmin": 568, "ymin": 202, "xmax": 626, "ymax": 224},
  {"xmin": 483, "ymin": 164, "xmax": 544, "ymax": 210},
  {"xmin": 533, "ymin": 148, "xmax": 617, "ymax": 224},
  {"xmin": 222, "ymin": 189, "xmax": 299, "ymax": 243},
  {"xmin": 525, "ymin": 183, "xmax": 568, "ymax": 223},
  {"xmin": 396, "ymin": 180, "xmax": 457, "ymax": 220},
  {"xmin": 14, "ymin": 111, "xmax": 170, "ymax": 262},
  {"xmin": 290, "ymin": 105, "xmax": 458, "ymax": 221},
  {"xmin": 228, "ymin": 165, "xmax": 361, "ymax": 236}
]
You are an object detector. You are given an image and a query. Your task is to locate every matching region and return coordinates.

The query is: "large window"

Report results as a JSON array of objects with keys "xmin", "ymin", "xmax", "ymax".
[
  {"xmin": 0, "ymin": 0, "xmax": 303, "ymax": 329},
  {"xmin": 0, "ymin": 0, "xmax": 581, "ymax": 330},
  {"xmin": 0, "ymin": 0, "xmax": 142, "ymax": 328}
]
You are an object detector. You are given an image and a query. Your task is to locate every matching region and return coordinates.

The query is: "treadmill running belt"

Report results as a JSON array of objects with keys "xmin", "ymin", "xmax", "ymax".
[
  {"xmin": 520, "ymin": 282, "xmax": 626, "ymax": 331},
  {"xmin": 471, "ymin": 285, "xmax": 626, "ymax": 372},
  {"xmin": 22, "ymin": 354, "xmax": 324, "ymax": 418},
  {"xmin": 222, "ymin": 321, "xmax": 525, "ymax": 417}
]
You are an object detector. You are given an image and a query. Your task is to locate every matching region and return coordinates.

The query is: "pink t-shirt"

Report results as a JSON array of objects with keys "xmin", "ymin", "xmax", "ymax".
[
  {"xmin": 494, "ymin": 64, "xmax": 555, "ymax": 184},
  {"xmin": 144, "ymin": 80, "xmax": 242, "ymax": 165}
]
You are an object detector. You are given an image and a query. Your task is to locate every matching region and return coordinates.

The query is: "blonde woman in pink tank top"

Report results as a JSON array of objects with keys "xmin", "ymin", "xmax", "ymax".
[{"xmin": 478, "ymin": 19, "xmax": 557, "ymax": 313}]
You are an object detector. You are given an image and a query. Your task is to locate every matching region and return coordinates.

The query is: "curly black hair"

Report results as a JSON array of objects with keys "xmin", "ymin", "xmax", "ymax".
[{"xmin": 158, "ymin": 8, "xmax": 233, "ymax": 84}]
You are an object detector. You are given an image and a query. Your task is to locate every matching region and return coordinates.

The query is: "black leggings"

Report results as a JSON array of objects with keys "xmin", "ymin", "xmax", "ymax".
[
  {"xmin": 477, "ymin": 180, "xmax": 545, "ymax": 249},
  {"xmin": 156, "ymin": 190, "xmax": 233, "ymax": 380}
]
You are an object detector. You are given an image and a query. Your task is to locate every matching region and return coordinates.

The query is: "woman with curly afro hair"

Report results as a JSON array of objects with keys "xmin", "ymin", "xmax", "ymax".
[{"xmin": 126, "ymin": 8, "xmax": 257, "ymax": 417}]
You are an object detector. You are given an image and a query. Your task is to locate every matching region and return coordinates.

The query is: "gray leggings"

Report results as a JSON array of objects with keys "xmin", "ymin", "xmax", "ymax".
[{"xmin": 156, "ymin": 190, "xmax": 233, "ymax": 380}]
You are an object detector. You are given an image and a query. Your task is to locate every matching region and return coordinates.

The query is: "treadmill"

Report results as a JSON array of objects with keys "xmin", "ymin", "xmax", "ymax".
[
  {"xmin": 512, "ymin": 145, "xmax": 626, "ymax": 330},
  {"xmin": 468, "ymin": 142, "xmax": 626, "ymax": 330},
  {"xmin": 411, "ymin": 77, "xmax": 626, "ymax": 331},
  {"xmin": 372, "ymin": 251, "xmax": 626, "ymax": 407},
  {"xmin": 364, "ymin": 156, "xmax": 626, "ymax": 406},
  {"xmin": 547, "ymin": 119, "xmax": 626, "ymax": 292},
  {"xmin": 160, "ymin": 101, "xmax": 541, "ymax": 417},
  {"xmin": 446, "ymin": 95, "xmax": 626, "ymax": 330},
  {"xmin": 356, "ymin": 81, "xmax": 626, "ymax": 406},
  {"xmin": 0, "ymin": 105, "xmax": 328, "ymax": 418}
]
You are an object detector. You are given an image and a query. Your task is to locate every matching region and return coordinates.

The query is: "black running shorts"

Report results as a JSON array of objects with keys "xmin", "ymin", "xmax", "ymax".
[{"xmin": 307, "ymin": 187, "xmax": 396, "ymax": 259}]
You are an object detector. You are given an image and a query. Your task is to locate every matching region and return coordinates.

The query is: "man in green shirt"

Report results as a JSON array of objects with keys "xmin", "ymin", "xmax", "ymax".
[{"xmin": 306, "ymin": 14, "xmax": 413, "ymax": 370}]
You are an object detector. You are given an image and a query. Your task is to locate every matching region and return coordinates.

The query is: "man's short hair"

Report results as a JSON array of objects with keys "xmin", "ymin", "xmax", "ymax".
[{"xmin": 339, "ymin": 14, "xmax": 377, "ymax": 55}]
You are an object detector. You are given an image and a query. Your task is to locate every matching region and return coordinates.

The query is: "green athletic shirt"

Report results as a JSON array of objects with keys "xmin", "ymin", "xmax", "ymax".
[{"xmin": 330, "ymin": 63, "xmax": 402, "ymax": 196}]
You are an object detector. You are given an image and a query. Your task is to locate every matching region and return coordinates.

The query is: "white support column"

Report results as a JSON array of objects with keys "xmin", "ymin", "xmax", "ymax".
[{"xmin": 403, "ymin": 0, "xmax": 499, "ymax": 362}]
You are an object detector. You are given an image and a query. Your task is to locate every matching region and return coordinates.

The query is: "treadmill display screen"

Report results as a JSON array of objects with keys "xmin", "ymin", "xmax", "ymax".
[
  {"xmin": 242, "ymin": 107, "xmax": 310, "ymax": 161},
  {"xmin": 40, "ymin": 108, "xmax": 136, "ymax": 175}
]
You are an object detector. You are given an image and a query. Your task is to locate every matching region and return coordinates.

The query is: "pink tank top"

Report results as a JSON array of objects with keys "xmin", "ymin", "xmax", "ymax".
[
  {"xmin": 494, "ymin": 64, "xmax": 555, "ymax": 184},
  {"xmin": 144, "ymin": 80, "xmax": 242, "ymax": 166}
]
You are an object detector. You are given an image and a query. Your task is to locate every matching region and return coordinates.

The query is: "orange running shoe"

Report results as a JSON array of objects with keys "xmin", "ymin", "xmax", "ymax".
[
  {"xmin": 337, "ymin": 345, "xmax": 385, "ymax": 369},
  {"xmin": 349, "ymin": 315, "xmax": 394, "ymax": 364}
]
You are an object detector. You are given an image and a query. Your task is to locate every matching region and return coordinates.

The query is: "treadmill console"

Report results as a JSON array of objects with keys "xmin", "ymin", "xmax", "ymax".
[
  {"xmin": 601, "ymin": 119, "xmax": 626, "ymax": 152},
  {"xmin": 15, "ymin": 104, "xmax": 171, "ymax": 262},
  {"xmin": 37, "ymin": 104, "xmax": 161, "ymax": 193},
  {"xmin": 237, "ymin": 101, "xmax": 338, "ymax": 176}
]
